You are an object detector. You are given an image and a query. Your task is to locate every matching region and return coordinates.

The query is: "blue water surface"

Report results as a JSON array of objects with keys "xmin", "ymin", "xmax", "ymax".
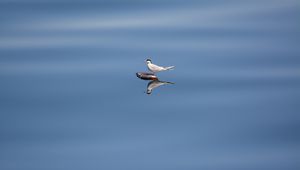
[{"xmin": 0, "ymin": 0, "xmax": 299, "ymax": 169}]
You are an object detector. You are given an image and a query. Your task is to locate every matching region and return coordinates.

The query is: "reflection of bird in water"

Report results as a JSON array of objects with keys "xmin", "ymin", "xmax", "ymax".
[
  {"xmin": 146, "ymin": 80, "xmax": 174, "ymax": 94},
  {"xmin": 146, "ymin": 59, "xmax": 175, "ymax": 74}
]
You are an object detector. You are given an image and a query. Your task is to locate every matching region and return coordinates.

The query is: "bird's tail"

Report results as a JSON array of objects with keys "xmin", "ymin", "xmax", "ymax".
[{"xmin": 165, "ymin": 66, "xmax": 175, "ymax": 70}]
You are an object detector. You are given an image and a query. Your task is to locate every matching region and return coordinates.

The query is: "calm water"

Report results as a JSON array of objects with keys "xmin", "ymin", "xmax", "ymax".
[{"xmin": 0, "ymin": 0, "xmax": 300, "ymax": 169}]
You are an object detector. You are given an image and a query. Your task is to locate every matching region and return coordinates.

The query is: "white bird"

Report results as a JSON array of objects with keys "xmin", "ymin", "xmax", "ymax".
[
  {"xmin": 146, "ymin": 80, "xmax": 174, "ymax": 94},
  {"xmin": 146, "ymin": 59, "xmax": 175, "ymax": 73}
]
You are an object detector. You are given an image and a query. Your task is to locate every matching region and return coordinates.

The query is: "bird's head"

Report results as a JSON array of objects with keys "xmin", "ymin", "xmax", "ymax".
[{"xmin": 146, "ymin": 58, "xmax": 152, "ymax": 64}]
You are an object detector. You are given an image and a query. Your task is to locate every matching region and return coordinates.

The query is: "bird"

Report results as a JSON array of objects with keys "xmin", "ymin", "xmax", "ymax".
[
  {"xmin": 146, "ymin": 59, "xmax": 175, "ymax": 74},
  {"xmin": 146, "ymin": 80, "xmax": 174, "ymax": 94}
]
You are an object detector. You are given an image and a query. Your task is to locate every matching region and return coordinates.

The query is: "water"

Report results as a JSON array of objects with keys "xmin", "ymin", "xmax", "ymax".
[{"xmin": 0, "ymin": 0, "xmax": 299, "ymax": 169}]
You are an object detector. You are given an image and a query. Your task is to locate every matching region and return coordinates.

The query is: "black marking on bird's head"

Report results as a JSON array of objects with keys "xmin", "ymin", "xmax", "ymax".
[{"xmin": 146, "ymin": 59, "xmax": 152, "ymax": 63}]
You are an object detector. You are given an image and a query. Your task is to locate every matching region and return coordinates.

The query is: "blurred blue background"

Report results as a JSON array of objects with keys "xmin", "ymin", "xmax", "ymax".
[{"xmin": 0, "ymin": 0, "xmax": 299, "ymax": 169}]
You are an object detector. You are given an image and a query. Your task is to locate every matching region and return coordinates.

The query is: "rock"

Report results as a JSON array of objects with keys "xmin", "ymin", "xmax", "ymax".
[{"xmin": 136, "ymin": 72, "xmax": 158, "ymax": 80}]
